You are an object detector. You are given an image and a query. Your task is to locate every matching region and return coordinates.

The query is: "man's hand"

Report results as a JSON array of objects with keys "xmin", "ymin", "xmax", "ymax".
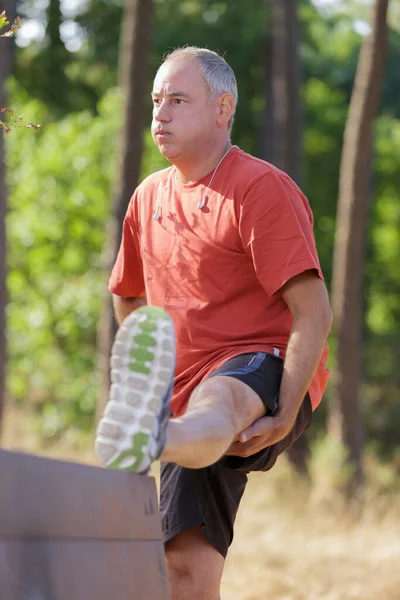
[{"xmin": 225, "ymin": 413, "xmax": 294, "ymax": 458}]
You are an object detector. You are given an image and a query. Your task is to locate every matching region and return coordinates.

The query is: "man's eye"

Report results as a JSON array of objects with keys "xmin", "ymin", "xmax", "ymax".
[
  {"xmin": 153, "ymin": 98, "xmax": 161, "ymax": 105},
  {"xmin": 174, "ymin": 99, "xmax": 184, "ymax": 105}
]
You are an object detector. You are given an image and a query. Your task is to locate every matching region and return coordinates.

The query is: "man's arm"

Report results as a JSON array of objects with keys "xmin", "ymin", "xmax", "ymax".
[
  {"xmin": 226, "ymin": 270, "xmax": 332, "ymax": 456},
  {"xmin": 113, "ymin": 295, "xmax": 147, "ymax": 326}
]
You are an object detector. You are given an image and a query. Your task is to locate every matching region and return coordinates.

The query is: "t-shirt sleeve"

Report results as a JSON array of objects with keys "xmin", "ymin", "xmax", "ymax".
[
  {"xmin": 108, "ymin": 194, "xmax": 146, "ymax": 298},
  {"xmin": 239, "ymin": 171, "xmax": 323, "ymax": 297}
]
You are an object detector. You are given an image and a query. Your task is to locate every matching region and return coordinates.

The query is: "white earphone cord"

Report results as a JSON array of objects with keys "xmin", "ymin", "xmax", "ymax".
[{"xmin": 153, "ymin": 145, "xmax": 236, "ymax": 221}]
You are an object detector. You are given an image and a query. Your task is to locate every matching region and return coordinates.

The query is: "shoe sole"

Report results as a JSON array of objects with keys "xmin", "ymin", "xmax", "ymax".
[{"xmin": 95, "ymin": 306, "xmax": 175, "ymax": 472}]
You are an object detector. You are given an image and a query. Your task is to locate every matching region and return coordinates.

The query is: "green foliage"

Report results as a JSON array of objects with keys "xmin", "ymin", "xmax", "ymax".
[
  {"xmin": 367, "ymin": 116, "xmax": 400, "ymax": 335},
  {"xmin": 5, "ymin": 88, "xmax": 117, "ymax": 435},
  {"xmin": 0, "ymin": 11, "xmax": 8, "ymax": 33},
  {"xmin": 5, "ymin": 84, "xmax": 168, "ymax": 437},
  {"xmin": 302, "ymin": 77, "xmax": 348, "ymax": 285}
]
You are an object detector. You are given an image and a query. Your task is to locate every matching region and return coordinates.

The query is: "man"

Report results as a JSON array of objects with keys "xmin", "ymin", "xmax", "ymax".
[{"xmin": 95, "ymin": 47, "xmax": 332, "ymax": 599}]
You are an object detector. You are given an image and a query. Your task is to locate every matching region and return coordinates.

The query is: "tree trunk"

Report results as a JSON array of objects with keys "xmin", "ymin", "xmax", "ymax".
[
  {"xmin": 287, "ymin": 434, "xmax": 311, "ymax": 477},
  {"xmin": 329, "ymin": 0, "xmax": 389, "ymax": 490},
  {"xmin": 96, "ymin": 0, "xmax": 154, "ymax": 422},
  {"xmin": 263, "ymin": 0, "xmax": 307, "ymax": 472},
  {"xmin": 0, "ymin": 0, "xmax": 12, "ymax": 436},
  {"xmin": 259, "ymin": 33, "xmax": 274, "ymax": 162},
  {"xmin": 44, "ymin": 0, "xmax": 69, "ymax": 109},
  {"xmin": 262, "ymin": 0, "xmax": 302, "ymax": 183}
]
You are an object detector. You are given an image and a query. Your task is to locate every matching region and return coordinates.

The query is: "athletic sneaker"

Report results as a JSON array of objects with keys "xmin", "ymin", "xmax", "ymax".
[{"xmin": 95, "ymin": 306, "xmax": 176, "ymax": 474}]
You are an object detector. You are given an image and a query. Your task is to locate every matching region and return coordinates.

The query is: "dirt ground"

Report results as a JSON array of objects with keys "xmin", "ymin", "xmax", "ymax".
[{"xmin": 221, "ymin": 469, "xmax": 400, "ymax": 600}]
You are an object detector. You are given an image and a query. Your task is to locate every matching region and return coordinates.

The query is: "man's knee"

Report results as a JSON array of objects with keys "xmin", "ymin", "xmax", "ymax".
[
  {"xmin": 188, "ymin": 375, "xmax": 266, "ymax": 434},
  {"xmin": 166, "ymin": 526, "xmax": 224, "ymax": 600},
  {"xmin": 167, "ymin": 555, "xmax": 220, "ymax": 600},
  {"xmin": 167, "ymin": 559, "xmax": 198, "ymax": 598}
]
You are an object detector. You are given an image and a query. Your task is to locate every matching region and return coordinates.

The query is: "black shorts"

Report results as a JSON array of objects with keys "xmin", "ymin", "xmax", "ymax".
[{"xmin": 160, "ymin": 352, "xmax": 313, "ymax": 558}]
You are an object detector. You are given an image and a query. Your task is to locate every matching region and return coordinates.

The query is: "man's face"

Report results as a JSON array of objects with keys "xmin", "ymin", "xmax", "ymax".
[{"xmin": 151, "ymin": 59, "xmax": 217, "ymax": 162}]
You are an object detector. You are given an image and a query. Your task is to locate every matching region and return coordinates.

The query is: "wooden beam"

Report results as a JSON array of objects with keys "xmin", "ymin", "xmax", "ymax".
[{"xmin": 0, "ymin": 449, "xmax": 169, "ymax": 599}]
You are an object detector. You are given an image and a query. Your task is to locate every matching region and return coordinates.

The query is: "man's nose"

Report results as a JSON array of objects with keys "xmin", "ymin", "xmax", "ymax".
[{"xmin": 153, "ymin": 101, "xmax": 170, "ymax": 122}]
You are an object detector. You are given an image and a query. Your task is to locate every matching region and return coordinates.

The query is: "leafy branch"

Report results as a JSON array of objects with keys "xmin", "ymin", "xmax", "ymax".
[
  {"xmin": 0, "ymin": 108, "xmax": 43, "ymax": 134},
  {"xmin": 0, "ymin": 11, "xmax": 42, "ymax": 132},
  {"xmin": 0, "ymin": 10, "xmax": 20, "ymax": 38}
]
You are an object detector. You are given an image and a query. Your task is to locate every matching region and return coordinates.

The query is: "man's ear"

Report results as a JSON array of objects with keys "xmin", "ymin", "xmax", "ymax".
[{"xmin": 216, "ymin": 93, "xmax": 235, "ymax": 127}]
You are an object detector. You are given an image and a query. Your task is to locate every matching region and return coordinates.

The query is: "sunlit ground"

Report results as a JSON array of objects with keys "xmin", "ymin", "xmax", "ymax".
[
  {"xmin": 3, "ymin": 404, "xmax": 400, "ymax": 600},
  {"xmin": 221, "ymin": 468, "xmax": 400, "ymax": 600}
]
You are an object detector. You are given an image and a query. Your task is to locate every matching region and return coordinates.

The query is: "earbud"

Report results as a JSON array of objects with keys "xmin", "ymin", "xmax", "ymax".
[
  {"xmin": 153, "ymin": 204, "xmax": 161, "ymax": 220},
  {"xmin": 197, "ymin": 194, "xmax": 207, "ymax": 209},
  {"xmin": 153, "ymin": 187, "xmax": 165, "ymax": 221}
]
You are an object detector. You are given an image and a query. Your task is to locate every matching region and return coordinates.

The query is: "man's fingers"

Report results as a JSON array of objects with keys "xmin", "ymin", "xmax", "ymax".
[
  {"xmin": 226, "ymin": 438, "xmax": 265, "ymax": 457},
  {"xmin": 240, "ymin": 416, "xmax": 273, "ymax": 442},
  {"xmin": 225, "ymin": 442, "xmax": 240, "ymax": 455},
  {"xmin": 225, "ymin": 416, "xmax": 287, "ymax": 457}
]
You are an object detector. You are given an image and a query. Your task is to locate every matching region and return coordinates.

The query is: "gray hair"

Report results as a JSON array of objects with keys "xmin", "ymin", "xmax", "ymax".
[{"xmin": 161, "ymin": 46, "xmax": 238, "ymax": 130}]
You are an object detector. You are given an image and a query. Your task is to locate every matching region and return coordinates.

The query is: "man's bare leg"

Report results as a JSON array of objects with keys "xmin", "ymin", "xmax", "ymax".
[
  {"xmin": 166, "ymin": 526, "xmax": 224, "ymax": 600},
  {"xmin": 160, "ymin": 376, "xmax": 263, "ymax": 598},
  {"xmin": 95, "ymin": 306, "xmax": 265, "ymax": 472},
  {"xmin": 161, "ymin": 375, "xmax": 266, "ymax": 468}
]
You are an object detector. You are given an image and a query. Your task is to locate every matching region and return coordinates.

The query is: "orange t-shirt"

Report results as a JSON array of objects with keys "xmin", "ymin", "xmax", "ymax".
[{"xmin": 109, "ymin": 147, "xmax": 329, "ymax": 416}]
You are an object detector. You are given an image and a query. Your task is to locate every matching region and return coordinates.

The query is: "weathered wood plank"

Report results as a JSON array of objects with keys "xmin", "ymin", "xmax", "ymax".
[
  {"xmin": 0, "ymin": 539, "xmax": 170, "ymax": 600},
  {"xmin": 0, "ymin": 449, "xmax": 161, "ymax": 540}
]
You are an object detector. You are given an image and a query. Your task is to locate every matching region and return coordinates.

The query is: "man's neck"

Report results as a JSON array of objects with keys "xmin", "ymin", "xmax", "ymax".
[{"xmin": 173, "ymin": 139, "xmax": 233, "ymax": 184}]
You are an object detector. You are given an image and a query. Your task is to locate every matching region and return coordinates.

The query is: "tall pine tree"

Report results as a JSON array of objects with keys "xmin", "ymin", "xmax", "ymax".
[
  {"xmin": 96, "ymin": 0, "xmax": 154, "ymax": 421},
  {"xmin": 330, "ymin": 0, "xmax": 390, "ymax": 491}
]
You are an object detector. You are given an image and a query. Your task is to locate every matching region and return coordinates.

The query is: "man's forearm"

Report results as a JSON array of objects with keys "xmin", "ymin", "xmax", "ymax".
[
  {"xmin": 224, "ymin": 309, "xmax": 332, "ymax": 456},
  {"xmin": 113, "ymin": 295, "xmax": 147, "ymax": 325},
  {"xmin": 277, "ymin": 312, "xmax": 331, "ymax": 429},
  {"xmin": 226, "ymin": 274, "xmax": 332, "ymax": 455}
]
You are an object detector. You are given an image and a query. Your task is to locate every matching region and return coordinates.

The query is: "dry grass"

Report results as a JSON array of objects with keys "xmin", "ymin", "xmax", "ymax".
[
  {"xmin": 1, "ymin": 404, "xmax": 96, "ymax": 464},
  {"xmin": 221, "ymin": 466, "xmax": 400, "ymax": 600},
  {"xmin": 2, "ymin": 405, "xmax": 400, "ymax": 600}
]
